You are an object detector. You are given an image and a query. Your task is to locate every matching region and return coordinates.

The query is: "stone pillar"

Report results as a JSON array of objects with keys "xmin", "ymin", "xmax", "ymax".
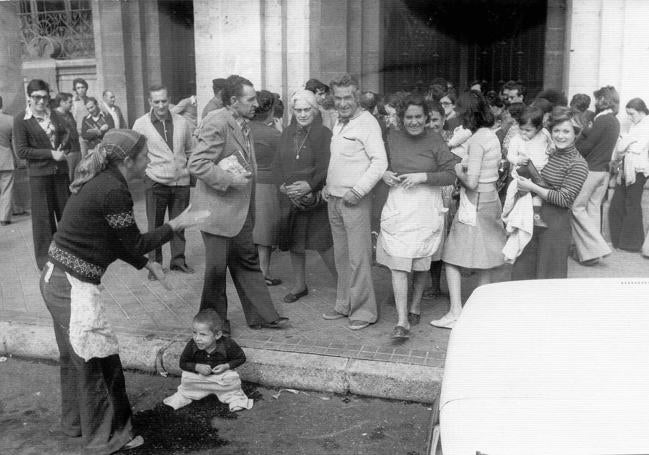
[
  {"xmin": 543, "ymin": 0, "xmax": 566, "ymax": 91},
  {"xmin": 194, "ymin": 0, "xmax": 264, "ymax": 116},
  {"xmin": 314, "ymin": 0, "xmax": 349, "ymax": 85},
  {"xmin": 0, "ymin": 1, "xmax": 26, "ymax": 114},
  {"xmin": 564, "ymin": 0, "xmax": 601, "ymax": 98},
  {"xmin": 361, "ymin": 0, "xmax": 381, "ymax": 92},
  {"xmin": 285, "ymin": 0, "xmax": 311, "ymax": 95}
]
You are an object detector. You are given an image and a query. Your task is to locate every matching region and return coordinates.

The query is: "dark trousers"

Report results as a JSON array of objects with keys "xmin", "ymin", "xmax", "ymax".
[
  {"xmin": 145, "ymin": 180, "xmax": 190, "ymax": 266},
  {"xmin": 39, "ymin": 264, "xmax": 133, "ymax": 455},
  {"xmin": 609, "ymin": 173, "xmax": 647, "ymax": 251},
  {"xmin": 511, "ymin": 204, "xmax": 572, "ymax": 280},
  {"xmin": 200, "ymin": 213, "xmax": 280, "ymax": 328},
  {"xmin": 30, "ymin": 173, "xmax": 70, "ymax": 270}
]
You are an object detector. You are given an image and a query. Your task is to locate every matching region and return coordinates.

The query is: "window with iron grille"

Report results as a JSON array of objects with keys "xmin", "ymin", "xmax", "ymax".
[{"xmin": 18, "ymin": 0, "xmax": 94, "ymax": 60}]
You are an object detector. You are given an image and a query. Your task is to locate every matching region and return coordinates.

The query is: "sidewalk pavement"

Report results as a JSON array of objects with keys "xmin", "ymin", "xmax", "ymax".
[{"xmin": 1, "ymin": 183, "xmax": 647, "ymax": 403}]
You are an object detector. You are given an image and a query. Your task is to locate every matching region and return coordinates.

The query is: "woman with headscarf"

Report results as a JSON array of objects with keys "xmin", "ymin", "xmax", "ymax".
[
  {"xmin": 40, "ymin": 129, "xmax": 207, "ymax": 454},
  {"xmin": 273, "ymin": 90, "xmax": 336, "ymax": 303}
]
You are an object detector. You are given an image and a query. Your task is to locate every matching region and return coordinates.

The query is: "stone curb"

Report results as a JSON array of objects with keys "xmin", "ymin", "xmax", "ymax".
[{"xmin": 0, "ymin": 320, "xmax": 441, "ymax": 403}]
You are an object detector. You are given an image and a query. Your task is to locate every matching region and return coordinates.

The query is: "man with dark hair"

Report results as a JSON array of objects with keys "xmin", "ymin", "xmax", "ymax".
[
  {"xmin": 0, "ymin": 95, "xmax": 15, "ymax": 226},
  {"xmin": 504, "ymin": 81, "xmax": 526, "ymax": 105},
  {"xmin": 189, "ymin": 74, "xmax": 287, "ymax": 334},
  {"xmin": 321, "ymin": 73, "xmax": 387, "ymax": 330},
  {"xmin": 201, "ymin": 78, "xmax": 227, "ymax": 119},
  {"xmin": 71, "ymin": 77, "xmax": 90, "ymax": 156},
  {"xmin": 305, "ymin": 78, "xmax": 329, "ymax": 105},
  {"xmin": 133, "ymin": 84, "xmax": 195, "ymax": 277}
]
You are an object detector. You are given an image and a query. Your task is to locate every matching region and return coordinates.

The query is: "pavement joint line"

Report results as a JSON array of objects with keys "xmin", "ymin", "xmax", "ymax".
[{"xmin": 101, "ymin": 282, "xmax": 131, "ymax": 319}]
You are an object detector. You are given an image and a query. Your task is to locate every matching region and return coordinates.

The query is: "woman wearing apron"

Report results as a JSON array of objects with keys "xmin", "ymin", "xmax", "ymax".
[{"xmin": 376, "ymin": 94, "xmax": 457, "ymax": 339}]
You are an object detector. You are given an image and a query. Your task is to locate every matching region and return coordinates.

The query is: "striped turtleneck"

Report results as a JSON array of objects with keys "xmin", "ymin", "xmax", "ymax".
[{"xmin": 541, "ymin": 144, "xmax": 588, "ymax": 208}]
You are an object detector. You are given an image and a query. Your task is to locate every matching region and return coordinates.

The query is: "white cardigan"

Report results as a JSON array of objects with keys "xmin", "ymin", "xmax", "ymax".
[{"xmin": 132, "ymin": 111, "xmax": 193, "ymax": 185}]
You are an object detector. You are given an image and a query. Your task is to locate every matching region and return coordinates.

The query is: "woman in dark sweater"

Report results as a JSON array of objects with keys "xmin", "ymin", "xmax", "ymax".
[
  {"xmin": 273, "ymin": 89, "xmax": 336, "ymax": 303},
  {"xmin": 13, "ymin": 79, "xmax": 71, "ymax": 270},
  {"xmin": 512, "ymin": 107, "xmax": 589, "ymax": 279},
  {"xmin": 40, "ymin": 129, "xmax": 207, "ymax": 454},
  {"xmin": 571, "ymin": 86, "xmax": 620, "ymax": 265}
]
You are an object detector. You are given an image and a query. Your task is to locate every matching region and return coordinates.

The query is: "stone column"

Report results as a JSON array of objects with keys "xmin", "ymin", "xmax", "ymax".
[
  {"xmin": 0, "ymin": 1, "xmax": 26, "ymax": 114},
  {"xmin": 543, "ymin": 0, "xmax": 567, "ymax": 91}
]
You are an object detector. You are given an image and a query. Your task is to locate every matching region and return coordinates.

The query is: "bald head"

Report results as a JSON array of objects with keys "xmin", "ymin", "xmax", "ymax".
[{"xmin": 102, "ymin": 90, "xmax": 116, "ymax": 107}]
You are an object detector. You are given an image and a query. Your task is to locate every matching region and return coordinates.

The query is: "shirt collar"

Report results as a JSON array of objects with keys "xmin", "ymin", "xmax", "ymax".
[
  {"xmin": 24, "ymin": 106, "xmax": 51, "ymax": 120},
  {"xmin": 594, "ymin": 108, "xmax": 613, "ymax": 120},
  {"xmin": 228, "ymin": 107, "xmax": 248, "ymax": 127},
  {"xmin": 150, "ymin": 108, "xmax": 170, "ymax": 124}
]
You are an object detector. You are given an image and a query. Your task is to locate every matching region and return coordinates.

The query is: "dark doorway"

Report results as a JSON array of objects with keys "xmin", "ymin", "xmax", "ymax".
[
  {"xmin": 158, "ymin": 0, "xmax": 196, "ymax": 102},
  {"xmin": 383, "ymin": 0, "xmax": 547, "ymax": 97}
]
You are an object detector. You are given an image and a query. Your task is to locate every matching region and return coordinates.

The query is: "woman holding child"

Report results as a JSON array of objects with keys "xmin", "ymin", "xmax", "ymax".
[
  {"xmin": 376, "ymin": 94, "xmax": 457, "ymax": 339},
  {"xmin": 430, "ymin": 91, "xmax": 507, "ymax": 329},
  {"xmin": 39, "ymin": 130, "xmax": 207, "ymax": 454},
  {"xmin": 511, "ymin": 107, "xmax": 588, "ymax": 280}
]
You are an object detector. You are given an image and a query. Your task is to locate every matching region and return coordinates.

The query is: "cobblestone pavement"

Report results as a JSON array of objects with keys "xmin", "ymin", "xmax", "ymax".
[{"xmin": 1, "ymin": 182, "xmax": 647, "ymax": 371}]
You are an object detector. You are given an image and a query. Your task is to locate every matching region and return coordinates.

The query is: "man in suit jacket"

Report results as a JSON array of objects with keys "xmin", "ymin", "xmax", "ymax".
[
  {"xmin": 81, "ymin": 97, "xmax": 115, "ymax": 150},
  {"xmin": 101, "ymin": 89, "xmax": 127, "ymax": 129},
  {"xmin": 13, "ymin": 79, "xmax": 70, "ymax": 269},
  {"xmin": 0, "ymin": 96, "xmax": 15, "ymax": 225},
  {"xmin": 133, "ymin": 84, "xmax": 195, "ymax": 277},
  {"xmin": 189, "ymin": 75, "xmax": 287, "ymax": 334}
]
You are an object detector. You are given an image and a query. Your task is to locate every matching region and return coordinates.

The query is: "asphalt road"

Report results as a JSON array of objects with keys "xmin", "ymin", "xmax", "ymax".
[{"xmin": 0, "ymin": 356, "xmax": 432, "ymax": 455}]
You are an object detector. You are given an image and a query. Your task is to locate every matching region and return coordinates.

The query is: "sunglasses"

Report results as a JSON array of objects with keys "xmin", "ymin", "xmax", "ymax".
[{"xmin": 31, "ymin": 94, "xmax": 50, "ymax": 102}]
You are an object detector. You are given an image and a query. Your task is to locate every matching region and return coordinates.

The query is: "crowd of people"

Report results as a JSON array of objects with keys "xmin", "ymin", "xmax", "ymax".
[{"xmin": 1, "ymin": 72, "xmax": 648, "ymax": 453}]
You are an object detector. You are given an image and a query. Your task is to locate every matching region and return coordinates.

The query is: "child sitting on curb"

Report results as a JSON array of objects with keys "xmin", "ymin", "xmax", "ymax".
[{"xmin": 163, "ymin": 309, "xmax": 253, "ymax": 412}]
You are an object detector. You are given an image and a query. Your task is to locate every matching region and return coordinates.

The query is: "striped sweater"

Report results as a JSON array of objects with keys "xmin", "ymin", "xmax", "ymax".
[{"xmin": 541, "ymin": 145, "xmax": 588, "ymax": 208}]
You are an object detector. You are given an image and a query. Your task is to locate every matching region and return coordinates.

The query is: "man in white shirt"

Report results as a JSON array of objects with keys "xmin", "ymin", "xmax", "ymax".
[{"xmin": 321, "ymin": 73, "xmax": 388, "ymax": 330}]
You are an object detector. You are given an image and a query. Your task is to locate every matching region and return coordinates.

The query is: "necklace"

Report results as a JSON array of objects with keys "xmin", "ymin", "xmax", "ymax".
[{"xmin": 295, "ymin": 128, "xmax": 310, "ymax": 160}]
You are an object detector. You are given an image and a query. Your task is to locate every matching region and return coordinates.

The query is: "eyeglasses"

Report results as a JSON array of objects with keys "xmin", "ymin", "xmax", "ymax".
[
  {"xmin": 440, "ymin": 101, "xmax": 453, "ymax": 106},
  {"xmin": 31, "ymin": 94, "xmax": 49, "ymax": 102}
]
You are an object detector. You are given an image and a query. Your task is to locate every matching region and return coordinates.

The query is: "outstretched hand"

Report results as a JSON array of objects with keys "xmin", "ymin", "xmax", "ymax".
[{"xmin": 167, "ymin": 204, "xmax": 210, "ymax": 231}]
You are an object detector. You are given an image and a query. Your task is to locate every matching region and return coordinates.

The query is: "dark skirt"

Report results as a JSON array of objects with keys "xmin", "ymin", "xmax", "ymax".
[
  {"xmin": 278, "ymin": 193, "xmax": 333, "ymax": 253},
  {"xmin": 608, "ymin": 173, "xmax": 647, "ymax": 252},
  {"xmin": 511, "ymin": 202, "xmax": 572, "ymax": 280}
]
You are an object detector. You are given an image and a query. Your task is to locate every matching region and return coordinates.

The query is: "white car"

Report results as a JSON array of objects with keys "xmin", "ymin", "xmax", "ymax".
[{"xmin": 428, "ymin": 278, "xmax": 649, "ymax": 455}]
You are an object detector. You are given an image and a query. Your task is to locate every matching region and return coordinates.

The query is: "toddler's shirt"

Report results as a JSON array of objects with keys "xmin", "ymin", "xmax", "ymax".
[{"xmin": 179, "ymin": 337, "xmax": 246, "ymax": 373}]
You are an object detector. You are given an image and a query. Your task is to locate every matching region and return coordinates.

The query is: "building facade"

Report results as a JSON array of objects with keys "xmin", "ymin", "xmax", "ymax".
[{"xmin": 1, "ymin": 0, "xmax": 648, "ymax": 127}]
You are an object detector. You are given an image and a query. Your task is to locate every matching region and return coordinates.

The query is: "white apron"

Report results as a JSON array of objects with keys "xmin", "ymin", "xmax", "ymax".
[{"xmin": 379, "ymin": 184, "xmax": 446, "ymax": 259}]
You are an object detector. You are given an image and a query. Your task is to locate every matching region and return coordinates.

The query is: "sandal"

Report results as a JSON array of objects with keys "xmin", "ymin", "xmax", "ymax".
[
  {"xmin": 264, "ymin": 277, "xmax": 282, "ymax": 286},
  {"xmin": 391, "ymin": 325, "xmax": 410, "ymax": 339},
  {"xmin": 407, "ymin": 312, "xmax": 420, "ymax": 326}
]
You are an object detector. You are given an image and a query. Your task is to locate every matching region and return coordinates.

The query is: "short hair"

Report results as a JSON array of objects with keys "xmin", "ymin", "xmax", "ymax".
[
  {"xmin": 536, "ymin": 89, "xmax": 567, "ymax": 108},
  {"xmin": 398, "ymin": 94, "xmax": 429, "ymax": 122},
  {"xmin": 506, "ymin": 102, "xmax": 527, "ymax": 124},
  {"xmin": 290, "ymin": 89, "xmax": 319, "ymax": 113},
  {"xmin": 488, "ymin": 93, "xmax": 504, "ymax": 109},
  {"xmin": 193, "ymin": 309, "xmax": 224, "ymax": 333},
  {"xmin": 359, "ymin": 91, "xmax": 379, "ymax": 112},
  {"xmin": 626, "ymin": 97, "xmax": 649, "ymax": 115},
  {"xmin": 102, "ymin": 89, "xmax": 113, "ymax": 97},
  {"xmin": 252, "ymin": 89, "xmax": 275, "ymax": 121},
  {"xmin": 329, "ymin": 73, "xmax": 360, "ymax": 93},
  {"xmin": 148, "ymin": 84, "xmax": 168, "ymax": 98},
  {"xmin": 272, "ymin": 93, "xmax": 284, "ymax": 118},
  {"xmin": 426, "ymin": 84, "xmax": 447, "ymax": 102},
  {"xmin": 455, "ymin": 91, "xmax": 494, "ymax": 131},
  {"xmin": 530, "ymin": 97, "xmax": 553, "ymax": 115},
  {"xmin": 593, "ymin": 85, "xmax": 620, "ymax": 114},
  {"xmin": 570, "ymin": 94, "xmax": 591, "ymax": 112},
  {"xmin": 519, "ymin": 106, "xmax": 544, "ymax": 130},
  {"xmin": 212, "ymin": 78, "xmax": 227, "ymax": 96},
  {"xmin": 27, "ymin": 79, "xmax": 50, "ymax": 96},
  {"xmin": 469, "ymin": 79, "xmax": 488, "ymax": 93},
  {"xmin": 440, "ymin": 91, "xmax": 457, "ymax": 105},
  {"xmin": 305, "ymin": 78, "xmax": 329, "ymax": 94},
  {"xmin": 428, "ymin": 99, "xmax": 445, "ymax": 119},
  {"xmin": 53, "ymin": 92, "xmax": 73, "ymax": 107},
  {"xmin": 72, "ymin": 78, "xmax": 88, "ymax": 90},
  {"xmin": 222, "ymin": 75, "xmax": 254, "ymax": 107},
  {"xmin": 548, "ymin": 106, "xmax": 580, "ymax": 134},
  {"xmin": 84, "ymin": 96, "xmax": 98, "ymax": 107}
]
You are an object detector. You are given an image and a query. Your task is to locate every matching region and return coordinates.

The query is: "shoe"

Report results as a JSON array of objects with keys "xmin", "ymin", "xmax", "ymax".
[
  {"xmin": 322, "ymin": 310, "xmax": 347, "ymax": 320},
  {"xmin": 391, "ymin": 325, "xmax": 410, "ymax": 339},
  {"xmin": 170, "ymin": 263, "xmax": 194, "ymax": 273},
  {"xmin": 264, "ymin": 277, "xmax": 283, "ymax": 286},
  {"xmin": 348, "ymin": 320, "xmax": 370, "ymax": 330},
  {"xmin": 12, "ymin": 211, "xmax": 28, "ymax": 216},
  {"xmin": 0, "ymin": 221, "xmax": 10, "ymax": 226},
  {"xmin": 121, "ymin": 435, "xmax": 144, "ymax": 451},
  {"xmin": 48, "ymin": 423, "xmax": 81, "ymax": 438},
  {"xmin": 580, "ymin": 258, "xmax": 600, "ymax": 266},
  {"xmin": 283, "ymin": 288, "xmax": 308, "ymax": 303},
  {"xmin": 429, "ymin": 314, "xmax": 458, "ymax": 329},
  {"xmin": 533, "ymin": 214, "xmax": 548, "ymax": 229},
  {"xmin": 249, "ymin": 317, "xmax": 289, "ymax": 330},
  {"xmin": 407, "ymin": 313, "xmax": 420, "ymax": 326}
]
